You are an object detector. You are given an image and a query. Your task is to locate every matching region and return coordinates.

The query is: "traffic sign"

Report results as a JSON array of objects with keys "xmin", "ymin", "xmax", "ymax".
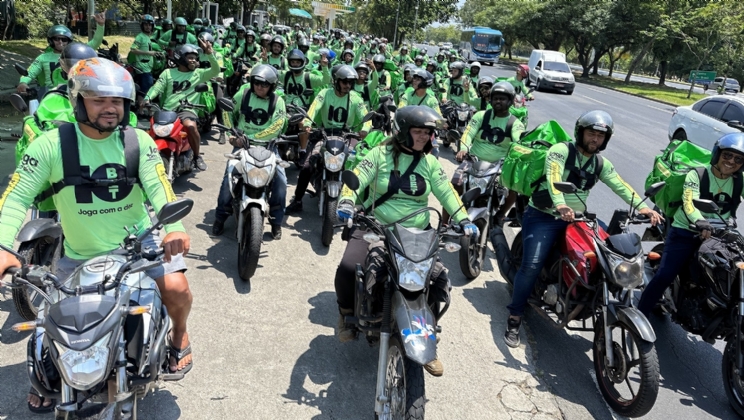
[{"xmin": 689, "ymin": 70, "xmax": 716, "ymax": 84}]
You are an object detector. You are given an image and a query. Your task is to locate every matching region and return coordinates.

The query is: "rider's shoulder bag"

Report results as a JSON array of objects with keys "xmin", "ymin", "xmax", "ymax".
[
  {"xmin": 240, "ymin": 90, "xmax": 279, "ymax": 123},
  {"xmin": 34, "ymin": 123, "xmax": 141, "ymax": 204},
  {"xmin": 479, "ymin": 109, "xmax": 517, "ymax": 144},
  {"xmin": 363, "ymin": 152, "xmax": 422, "ymax": 214}
]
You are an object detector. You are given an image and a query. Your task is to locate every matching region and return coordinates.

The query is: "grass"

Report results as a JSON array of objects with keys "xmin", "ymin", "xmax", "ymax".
[
  {"xmin": 573, "ymin": 73, "xmax": 707, "ymax": 106},
  {"xmin": 0, "ymin": 35, "xmax": 136, "ymax": 59}
]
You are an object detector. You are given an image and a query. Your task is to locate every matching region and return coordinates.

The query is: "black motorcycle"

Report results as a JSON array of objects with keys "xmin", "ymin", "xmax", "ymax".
[
  {"xmin": 3, "ymin": 199, "xmax": 194, "ymax": 420},
  {"xmin": 440, "ymin": 100, "xmax": 474, "ymax": 151},
  {"xmin": 645, "ymin": 198, "xmax": 744, "ymax": 416}
]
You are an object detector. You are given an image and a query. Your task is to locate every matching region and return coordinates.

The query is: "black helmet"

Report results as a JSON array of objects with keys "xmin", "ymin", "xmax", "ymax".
[
  {"xmin": 334, "ymin": 65, "xmax": 358, "ymax": 90},
  {"xmin": 712, "ymin": 133, "xmax": 744, "ymax": 170},
  {"xmin": 449, "ymin": 61, "xmax": 466, "ymax": 78},
  {"xmin": 47, "ymin": 25, "xmax": 73, "ymax": 48},
  {"xmin": 490, "ymin": 81, "xmax": 515, "ymax": 102},
  {"xmin": 574, "ymin": 110, "xmax": 614, "ymax": 151},
  {"xmin": 287, "ymin": 49, "xmax": 307, "ymax": 72},
  {"xmin": 402, "ymin": 63, "xmax": 415, "ymax": 76},
  {"xmin": 236, "ymin": 24, "xmax": 246, "ymax": 33},
  {"xmin": 354, "ymin": 62, "xmax": 370, "ymax": 75},
  {"xmin": 173, "ymin": 44, "xmax": 200, "ymax": 68},
  {"xmin": 141, "ymin": 14, "xmax": 155, "ymax": 32},
  {"xmin": 372, "ymin": 54, "xmax": 386, "ymax": 65},
  {"xmin": 344, "ymin": 39, "xmax": 354, "ymax": 48},
  {"xmin": 270, "ymin": 36, "xmax": 286, "ymax": 50},
  {"xmin": 412, "ymin": 68, "xmax": 433, "ymax": 88},
  {"xmin": 193, "ymin": 18, "xmax": 203, "ymax": 26},
  {"xmin": 59, "ymin": 43, "xmax": 97, "ymax": 78},
  {"xmin": 478, "ymin": 76, "xmax": 494, "ymax": 93},
  {"xmin": 393, "ymin": 106, "xmax": 441, "ymax": 153},
  {"xmin": 426, "ymin": 60, "xmax": 437, "ymax": 71},
  {"xmin": 161, "ymin": 19, "xmax": 173, "ymax": 30},
  {"xmin": 250, "ymin": 64, "xmax": 279, "ymax": 94},
  {"xmin": 298, "ymin": 37, "xmax": 310, "ymax": 48}
]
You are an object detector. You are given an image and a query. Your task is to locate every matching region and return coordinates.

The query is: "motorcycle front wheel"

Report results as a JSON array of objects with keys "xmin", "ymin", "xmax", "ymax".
[
  {"xmin": 376, "ymin": 336, "xmax": 425, "ymax": 420},
  {"xmin": 238, "ymin": 207, "xmax": 263, "ymax": 281},
  {"xmin": 321, "ymin": 197, "xmax": 338, "ymax": 247},
  {"xmin": 722, "ymin": 338, "xmax": 744, "ymax": 417},
  {"xmin": 592, "ymin": 315, "xmax": 659, "ymax": 418},
  {"xmin": 459, "ymin": 219, "xmax": 488, "ymax": 280},
  {"xmin": 13, "ymin": 237, "xmax": 61, "ymax": 320}
]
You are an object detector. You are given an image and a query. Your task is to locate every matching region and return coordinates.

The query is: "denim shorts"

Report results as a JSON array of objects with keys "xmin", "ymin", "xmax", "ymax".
[{"xmin": 55, "ymin": 232, "xmax": 187, "ymax": 281}]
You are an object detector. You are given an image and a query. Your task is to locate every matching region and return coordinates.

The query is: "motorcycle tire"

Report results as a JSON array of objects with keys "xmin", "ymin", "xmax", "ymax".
[
  {"xmin": 459, "ymin": 219, "xmax": 488, "ymax": 280},
  {"xmin": 12, "ymin": 237, "xmax": 61, "ymax": 321},
  {"xmin": 238, "ymin": 207, "xmax": 263, "ymax": 281},
  {"xmin": 321, "ymin": 197, "xmax": 339, "ymax": 247},
  {"xmin": 722, "ymin": 338, "xmax": 744, "ymax": 417},
  {"xmin": 592, "ymin": 316, "xmax": 659, "ymax": 418},
  {"xmin": 375, "ymin": 336, "xmax": 425, "ymax": 420}
]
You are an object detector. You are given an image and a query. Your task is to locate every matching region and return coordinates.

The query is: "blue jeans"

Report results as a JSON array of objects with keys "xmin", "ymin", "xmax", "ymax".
[
  {"xmin": 638, "ymin": 226, "xmax": 700, "ymax": 316},
  {"xmin": 508, "ymin": 206, "xmax": 569, "ymax": 317},
  {"xmin": 134, "ymin": 72, "xmax": 154, "ymax": 96},
  {"xmin": 215, "ymin": 147, "xmax": 287, "ymax": 226}
]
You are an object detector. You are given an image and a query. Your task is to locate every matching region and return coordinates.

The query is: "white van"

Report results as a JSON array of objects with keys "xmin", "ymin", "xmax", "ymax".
[{"xmin": 527, "ymin": 50, "xmax": 575, "ymax": 95}]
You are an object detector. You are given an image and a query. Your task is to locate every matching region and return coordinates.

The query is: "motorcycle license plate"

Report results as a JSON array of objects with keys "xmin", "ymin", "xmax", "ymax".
[{"xmin": 554, "ymin": 83, "xmax": 565, "ymax": 88}]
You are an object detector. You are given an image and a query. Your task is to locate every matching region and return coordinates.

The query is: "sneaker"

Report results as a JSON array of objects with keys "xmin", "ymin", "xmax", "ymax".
[
  {"xmin": 504, "ymin": 316, "xmax": 522, "ymax": 348},
  {"xmin": 423, "ymin": 358, "xmax": 444, "ymax": 377},
  {"xmin": 285, "ymin": 198, "xmax": 303, "ymax": 214},
  {"xmin": 212, "ymin": 219, "xmax": 225, "ymax": 236},
  {"xmin": 337, "ymin": 308, "xmax": 357, "ymax": 343},
  {"xmin": 194, "ymin": 155, "xmax": 207, "ymax": 171},
  {"xmin": 218, "ymin": 132, "xmax": 227, "ymax": 145},
  {"xmin": 271, "ymin": 225, "xmax": 282, "ymax": 240}
]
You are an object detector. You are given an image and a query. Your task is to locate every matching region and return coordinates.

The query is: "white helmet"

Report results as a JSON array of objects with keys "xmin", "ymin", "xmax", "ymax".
[{"xmin": 470, "ymin": 61, "xmax": 481, "ymax": 69}]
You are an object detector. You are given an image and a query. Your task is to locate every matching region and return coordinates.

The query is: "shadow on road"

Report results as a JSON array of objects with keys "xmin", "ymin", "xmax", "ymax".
[
  {"xmin": 282, "ymin": 291, "xmax": 377, "ymax": 419},
  {"xmin": 0, "ymin": 296, "xmax": 27, "ymax": 345},
  {"xmin": 285, "ymin": 207, "xmax": 332, "ymax": 257}
]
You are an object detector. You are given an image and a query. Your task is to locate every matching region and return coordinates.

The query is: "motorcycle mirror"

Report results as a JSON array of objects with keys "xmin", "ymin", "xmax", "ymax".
[
  {"xmin": 9, "ymin": 94, "xmax": 28, "ymax": 113},
  {"xmin": 155, "ymin": 198, "xmax": 195, "ymax": 226},
  {"xmin": 288, "ymin": 113, "xmax": 304, "ymax": 125},
  {"xmin": 362, "ymin": 112, "xmax": 375, "ymax": 123},
  {"xmin": 552, "ymin": 182, "xmax": 578, "ymax": 194},
  {"xmin": 218, "ymin": 97, "xmax": 235, "ymax": 112},
  {"xmin": 342, "ymin": 170, "xmax": 360, "ymax": 191},
  {"xmin": 194, "ymin": 83, "xmax": 209, "ymax": 93},
  {"xmin": 102, "ymin": 39, "xmax": 109, "ymax": 46},
  {"xmin": 644, "ymin": 181, "xmax": 665, "ymax": 197},
  {"xmin": 439, "ymin": 87, "xmax": 447, "ymax": 93},
  {"xmin": 461, "ymin": 187, "xmax": 481, "ymax": 203},
  {"xmin": 447, "ymin": 129, "xmax": 461, "ymax": 142},
  {"xmin": 692, "ymin": 198, "xmax": 720, "ymax": 214},
  {"xmin": 727, "ymin": 121, "xmax": 744, "ymax": 131},
  {"xmin": 220, "ymin": 67, "xmax": 227, "ymax": 72},
  {"xmin": 14, "ymin": 63, "xmax": 29, "ymax": 77},
  {"xmin": 387, "ymin": 104, "xmax": 397, "ymax": 113}
]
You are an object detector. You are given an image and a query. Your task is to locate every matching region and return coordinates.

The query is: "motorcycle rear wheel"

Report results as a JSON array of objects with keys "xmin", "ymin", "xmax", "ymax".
[
  {"xmin": 376, "ymin": 336, "xmax": 425, "ymax": 420},
  {"xmin": 722, "ymin": 338, "xmax": 744, "ymax": 417},
  {"xmin": 13, "ymin": 237, "xmax": 61, "ymax": 321},
  {"xmin": 459, "ymin": 219, "xmax": 488, "ymax": 280},
  {"xmin": 593, "ymin": 316, "xmax": 659, "ymax": 418},
  {"xmin": 321, "ymin": 197, "xmax": 338, "ymax": 247},
  {"xmin": 238, "ymin": 207, "xmax": 263, "ymax": 281}
]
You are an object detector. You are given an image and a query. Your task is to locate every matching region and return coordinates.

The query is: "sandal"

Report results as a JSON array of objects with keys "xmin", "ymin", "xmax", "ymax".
[
  {"xmin": 27, "ymin": 387, "xmax": 55, "ymax": 413},
  {"xmin": 168, "ymin": 341, "xmax": 193, "ymax": 376}
]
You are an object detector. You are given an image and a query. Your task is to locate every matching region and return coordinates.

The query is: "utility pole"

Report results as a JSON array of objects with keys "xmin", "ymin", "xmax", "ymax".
[
  {"xmin": 413, "ymin": 0, "xmax": 419, "ymax": 44},
  {"xmin": 393, "ymin": 0, "xmax": 400, "ymax": 47}
]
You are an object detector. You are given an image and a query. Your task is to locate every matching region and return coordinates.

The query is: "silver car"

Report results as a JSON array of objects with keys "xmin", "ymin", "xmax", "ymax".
[
  {"xmin": 668, "ymin": 96, "xmax": 744, "ymax": 150},
  {"xmin": 704, "ymin": 77, "xmax": 740, "ymax": 94}
]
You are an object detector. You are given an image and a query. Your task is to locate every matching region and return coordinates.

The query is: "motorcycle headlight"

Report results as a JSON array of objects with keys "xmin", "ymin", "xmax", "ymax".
[
  {"xmin": 152, "ymin": 123, "xmax": 173, "ymax": 137},
  {"xmin": 606, "ymin": 252, "xmax": 644, "ymax": 289},
  {"xmin": 457, "ymin": 111, "xmax": 470, "ymax": 121},
  {"xmin": 245, "ymin": 163, "xmax": 272, "ymax": 187},
  {"xmin": 394, "ymin": 253, "xmax": 434, "ymax": 292},
  {"xmin": 54, "ymin": 333, "xmax": 111, "ymax": 391},
  {"xmin": 468, "ymin": 175, "xmax": 489, "ymax": 195},
  {"xmin": 324, "ymin": 151, "xmax": 345, "ymax": 172}
]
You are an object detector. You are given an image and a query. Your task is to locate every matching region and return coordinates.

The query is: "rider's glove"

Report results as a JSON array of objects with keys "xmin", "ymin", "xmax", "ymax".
[
  {"xmin": 695, "ymin": 219, "xmax": 713, "ymax": 234},
  {"xmin": 337, "ymin": 200, "xmax": 355, "ymax": 222},
  {"xmin": 459, "ymin": 219, "xmax": 479, "ymax": 237}
]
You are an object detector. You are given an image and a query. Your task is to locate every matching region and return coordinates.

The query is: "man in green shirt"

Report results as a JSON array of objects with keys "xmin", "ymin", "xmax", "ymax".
[
  {"xmin": 372, "ymin": 54, "xmax": 392, "ymax": 96},
  {"xmin": 394, "ymin": 46, "xmax": 413, "ymax": 67},
  {"xmin": 17, "ymin": 14, "xmax": 107, "ymax": 96},
  {"xmin": 352, "ymin": 60, "xmax": 379, "ymax": 113},
  {"xmin": 212, "ymin": 65, "xmax": 288, "ymax": 238},
  {"xmin": 281, "ymin": 49, "xmax": 331, "ymax": 109},
  {"xmin": 286, "ymin": 65, "xmax": 372, "ymax": 213},
  {"xmin": 130, "ymin": 14, "xmax": 163, "ymax": 95},
  {"xmin": 398, "ymin": 68, "xmax": 441, "ymax": 116},
  {"xmin": 0, "ymin": 58, "xmax": 195, "ymax": 411},
  {"xmin": 503, "ymin": 110, "xmax": 662, "ymax": 348},
  {"xmin": 261, "ymin": 36, "xmax": 288, "ymax": 71},
  {"xmin": 234, "ymin": 28, "xmax": 259, "ymax": 63},
  {"xmin": 158, "ymin": 17, "xmax": 197, "ymax": 53},
  {"xmin": 144, "ymin": 39, "xmax": 219, "ymax": 171},
  {"xmin": 394, "ymin": 64, "xmax": 415, "ymax": 104},
  {"xmin": 506, "ymin": 65, "xmax": 535, "ymax": 100}
]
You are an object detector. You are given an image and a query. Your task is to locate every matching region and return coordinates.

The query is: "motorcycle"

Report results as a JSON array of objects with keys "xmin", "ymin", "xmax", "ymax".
[
  {"xmin": 644, "ymin": 198, "xmax": 744, "ymax": 416},
  {"xmin": 340, "ymin": 170, "xmax": 471, "ymax": 419},
  {"xmin": 2, "ymin": 199, "xmax": 194, "ymax": 419},
  {"xmin": 213, "ymin": 98, "xmax": 299, "ymax": 280},
  {"xmin": 511, "ymin": 87, "xmax": 535, "ymax": 129},
  {"xmin": 225, "ymin": 58, "xmax": 252, "ymax": 97},
  {"xmin": 500, "ymin": 181, "xmax": 664, "ymax": 417},
  {"xmin": 97, "ymin": 39, "xmax": 121, "ymax": 64},
  {"xmin": 145, "ymin": 83, "xmax": 210, "ymax": 183},
  {"xmin": 440, "ymin": 100, "xmax": 474, "ymax": 152}
]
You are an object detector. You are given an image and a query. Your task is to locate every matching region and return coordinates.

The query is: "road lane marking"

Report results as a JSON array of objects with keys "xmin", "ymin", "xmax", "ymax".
[
  {"xmin": 647, "ymin": 104, "xmax": 671, "ymax": 112},
  {"xmin": 581, "ymin": 95, "xmax": 609, "ymax": 106},
  {"xmin": 587, "ymin": 87, "xmax": 605, "ymax": 93}
]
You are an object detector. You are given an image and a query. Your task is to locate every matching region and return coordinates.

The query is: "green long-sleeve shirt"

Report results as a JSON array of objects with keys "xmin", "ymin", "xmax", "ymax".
[
  {"xmin": 341, "ymin": 145, "xmax": 468, "ymax": 228},
  {"xmin": 398, "ymin": 90, "xmax": 441, "ymax": 117},
  {"xmin": 506, "ymin": 76, "xmax": 534, "ymax": 99},
  {"xmin": 279, "ymin": 67, "xmax": 331, "ymax": 108},
  {"xmin": 461, "ymin": 110, "xmax": 525, "ymax": 162},
  {"xmin": 145, "ymin": 53, "xmax": 219, "ymax": 111},
  {"xmin": 20, "ymin": 24, "xmax": 105, "ymax": 87},
  {"xmin": 304, "ymin": 88, "xmax": 372, "ymax": 133},
  {"xmin": 441, "ymin": 77, "xmax": 476, "ymax": 105},
  {"xmin": 531, "ymin": 142, "xmax": 648, "ymax": 214},
  {"xmin": 231, "ymin": 85, "xmax": 287, "ymax": 143},
  {"xmin": 0, "ymin": 125, "xmax": 184, "ymax": 260},
  {"xmin": 672, "ymin": 166, "xmax": 742, "ymax": 231},
  {"xmin": 157, "ymin": 30, "xmax": 197, "ymax": 49}
]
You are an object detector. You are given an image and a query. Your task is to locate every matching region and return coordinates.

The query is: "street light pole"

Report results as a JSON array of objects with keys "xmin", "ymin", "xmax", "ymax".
[
  {"xmin": 413, "ymin": 0, "xmax": 419, "ymax": 44},
  {"xmin": 393, "ymin": 0, "xmax": 400, "ymax": 48}
]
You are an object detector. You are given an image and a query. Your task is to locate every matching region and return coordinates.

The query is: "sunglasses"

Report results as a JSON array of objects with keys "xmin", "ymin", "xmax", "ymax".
[
  {"xmin": 338, "ymin": 80, "xmax": 353, "ymax": 85},
  {"xmin": 52, "ymin": 37, "xmax": 69, "ymax": 42},
  {"xmin": 721, "ymin": 151, "xmax": 744, "ymax": 165},
  {"xmin": 253, "ymin": 81, "xmax": 271, "ymax": 88}
]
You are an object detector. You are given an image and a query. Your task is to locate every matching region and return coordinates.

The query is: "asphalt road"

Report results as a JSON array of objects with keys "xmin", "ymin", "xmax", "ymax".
[{"xmin": 0, "ymin": 62, "xmax": 741, "ymax": 420}]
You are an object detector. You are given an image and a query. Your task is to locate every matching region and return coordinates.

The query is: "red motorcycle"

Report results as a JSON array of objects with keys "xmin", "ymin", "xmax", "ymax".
[{"xmin": 495, "ymin": 181, "xmax": 665, "ymax": 417}]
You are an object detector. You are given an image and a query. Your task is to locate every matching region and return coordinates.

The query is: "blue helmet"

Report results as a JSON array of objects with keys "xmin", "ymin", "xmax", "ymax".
[{"xmin": 712, "ymin": 132, "xmax": 744, "ymax": 171}]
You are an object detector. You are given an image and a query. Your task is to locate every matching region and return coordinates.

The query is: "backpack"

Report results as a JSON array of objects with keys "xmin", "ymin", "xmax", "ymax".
[
  {"xmin": 283, "ymin": 71, "xmax": 314, "ymax": 107},
  {"xmin": 500, "ymin": 120, "xmax": 573, "ymax": 196},
  {"xmin": 479, "ymin": 110, "xmax": 517, "ymax": 145},
  {"xmin": 34, "ymin": 124, "xmax": 141, "ymax": 208},
  {"xmin": 240, "ymin": 89, "xmax": 279, "ymax": 125},
  {"xmin": 644, "ymin": 139, "xmax": 741, "ymax": 216}
]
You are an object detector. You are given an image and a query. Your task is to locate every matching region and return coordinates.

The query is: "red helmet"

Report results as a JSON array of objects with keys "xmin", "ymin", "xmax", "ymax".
[{"xmin": 517, "ymin": 64, "xmax": 529, "ymax": 78}]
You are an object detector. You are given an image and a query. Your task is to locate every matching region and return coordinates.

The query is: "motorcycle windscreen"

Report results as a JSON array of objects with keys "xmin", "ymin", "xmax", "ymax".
[
  {"xmin": 561, "ymin": 222, "xmax": 605, "ymax": 289},
  {"xmin": 605, "ymin": 233, "xmax": 642, "ymax": 259},
  {"xmin": 391, "ymin": 224, "xmax": 439, "ymax": 263},
  {"xmin": 392, "ymin": 291, "xmax": 437, "ymax": 365}
]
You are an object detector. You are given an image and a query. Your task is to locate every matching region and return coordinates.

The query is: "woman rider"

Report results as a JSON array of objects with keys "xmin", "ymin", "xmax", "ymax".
[
  {"xmin": 638, "ymin": 133, "xmax": 744, "ymax": 316},
  {"xmin": 333, "ymin": 106, "xmax": 479, "ymax": 377}
]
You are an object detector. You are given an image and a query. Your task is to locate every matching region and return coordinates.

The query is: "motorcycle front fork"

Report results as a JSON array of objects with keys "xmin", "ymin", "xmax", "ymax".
[
  {"xmin": 737, "ymin": 269, "xmax": 744, "ymax": 375},
  {"xmin": 601, "ymin": 282, "xmax": 616, "ymax": 369}
]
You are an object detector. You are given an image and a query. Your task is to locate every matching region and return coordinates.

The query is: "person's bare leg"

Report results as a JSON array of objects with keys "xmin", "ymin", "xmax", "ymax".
[{"xmin": 156, "ymin": 272, "xmax": 193, "ymax": 371}]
